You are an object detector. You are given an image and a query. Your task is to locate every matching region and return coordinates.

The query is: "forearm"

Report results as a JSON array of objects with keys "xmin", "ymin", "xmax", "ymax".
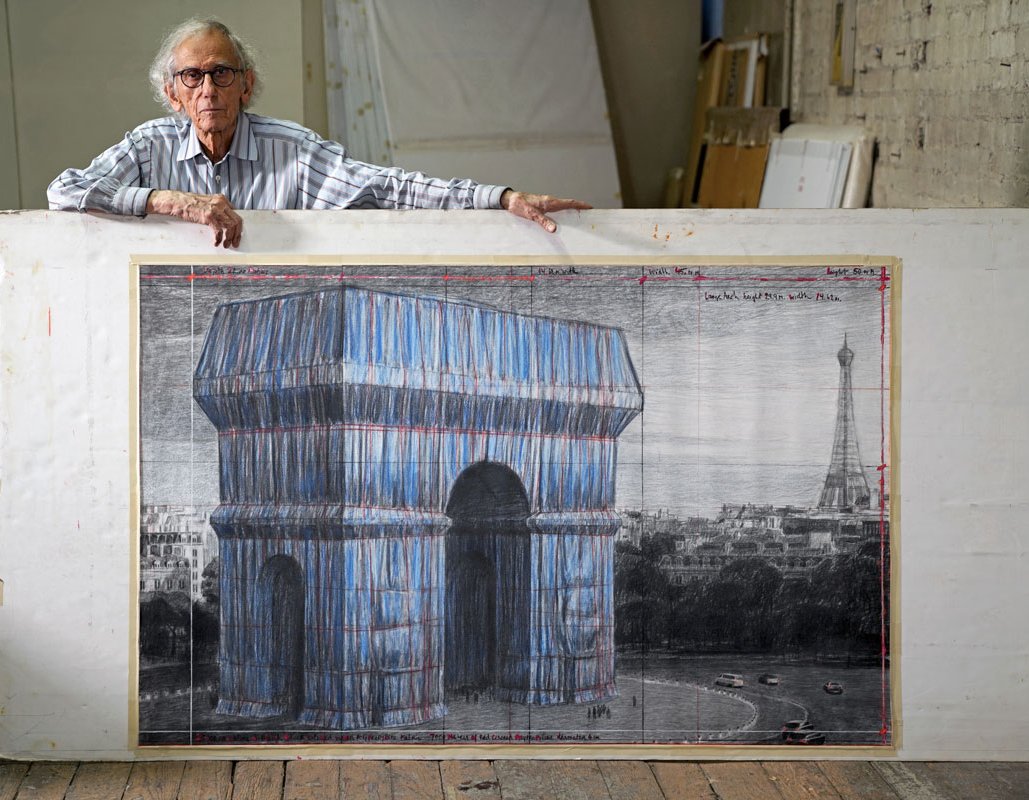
[
  {"xmin": 47, "ymin": 133, "xmax": 151, "ymax": 216},
  {"xmin": 47, "ymin": 171, "xmax": 153, "ymax": 216}
]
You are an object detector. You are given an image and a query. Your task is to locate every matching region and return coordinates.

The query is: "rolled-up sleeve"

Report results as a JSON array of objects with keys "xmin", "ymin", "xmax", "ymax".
[
  {"xmin": 296, "ymin": 131, "xmax": 508, "ymax": 211},
  {"xmin": 48, "ymin": 131, "xmax": 151, "ymax": 216}
]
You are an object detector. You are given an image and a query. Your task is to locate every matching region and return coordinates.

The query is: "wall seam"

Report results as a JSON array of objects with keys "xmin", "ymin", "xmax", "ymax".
[{"xmin": 3, "ymin": 0, "xmax": 22, "ymax": 207}]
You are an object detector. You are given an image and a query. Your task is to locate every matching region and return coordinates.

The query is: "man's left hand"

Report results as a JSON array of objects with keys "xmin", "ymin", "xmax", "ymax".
[{"xmin": 500, "ymin": 190, "xmax": 592, "ymax": 233}]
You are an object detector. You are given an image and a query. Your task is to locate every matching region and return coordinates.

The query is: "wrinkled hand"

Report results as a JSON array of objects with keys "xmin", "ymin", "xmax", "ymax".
[
  {"xmin": 147, "ymin": 190, "xmax": 244, "ymax": 248},
  {"xmin": 500, "ymin": 190, "xmax": 592, "ymax": 233}
]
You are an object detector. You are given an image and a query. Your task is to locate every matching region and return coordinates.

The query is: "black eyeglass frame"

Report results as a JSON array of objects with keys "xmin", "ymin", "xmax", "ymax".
[{"xmin": 174, "ymin": 66, "xmax": 245, "ymax": 89}]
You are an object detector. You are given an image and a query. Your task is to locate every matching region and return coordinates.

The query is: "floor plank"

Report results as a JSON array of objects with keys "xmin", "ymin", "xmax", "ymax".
[
  {"xmin": 870, "ymin": 763, "xmax": 947, "ymax": 800},
  {"xmin": 124, "ymin": 764, "xmax": 186, "ymax": 800},
  {"xmin": 66, "ymin": 764, "xmax": 131, "ymax": 800},
  {"xmin": 492, "ymin": 761, "xmax": 553, "ymax": 800},
  {"xmin": 816, "ymin": 762, "xmax": 899, "ymax": 800},
  {"xmin": 230, "ymin": 763, "xmax": 283, "ymax": 800},
  {"xmin": 284, "ymin": 762, "xmax": 339, "ymax": 800},
  {"xmin": 0, "ymin": 764, "xmax": 30, "ymax": 800},
  {"xmin": 649, "ymin": 762, "xmax": 716, "ymax": 798},
  {"xmin": 702, "ymin": 762, "xmax": 785, "ymax": 800},
  {"xmin": 439, "ymin": 761, "xmax": 501, "ymax": 800},
  {"xmin": 919, "ymin": 762, "xmax": 1015, "ymax": 800},
  {"xmin": 177, "ymin": 763, "xmax": 232, "ymax": 800},
  {"xmin": 988, "ymin": 763, "xmax": 1029, "ymax": 797},
  {"xmin": 340, "ymin": 762, "xmax": 391, "ymax": 800},
  {"xmin": 13, "ymin": 764, "xmax": 77, "ymax": 800},
  {"xmin": 762, "ymin": 762, "xmax": 843, "ymax": 800},
  {"xmin": 546, "ymin": 761, "xmax": 608, "ymax": 800},
  {"xmin": 597, "ymin": 761, "xmax": 664, "ymax": 800},
  {"xmin": 389, "ymin": 761, "xmax": 441, "ymax": 800}
]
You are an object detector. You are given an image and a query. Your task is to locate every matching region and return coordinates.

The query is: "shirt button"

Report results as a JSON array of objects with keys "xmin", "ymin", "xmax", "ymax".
[{"xmin": 215, "ymin": 175, "xmax": 222, "ymax": 183}]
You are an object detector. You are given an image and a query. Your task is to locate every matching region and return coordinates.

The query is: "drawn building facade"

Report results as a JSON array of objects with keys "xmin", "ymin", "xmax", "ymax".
[
  {"xmin": 193, "ymin": 287, "xmax": 643, "ymax": 728},
  {"xmin": 139, "ymin": 505, "xmax": 216, "ymax": 599}
]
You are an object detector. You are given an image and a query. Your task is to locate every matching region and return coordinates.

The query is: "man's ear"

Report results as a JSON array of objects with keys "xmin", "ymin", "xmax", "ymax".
[
  {"xmin": 240, "ymin": 69, "xmax": 254, "ymax": 107},
  {"xmin": 163, "ymin": 81, "xmax": 183, "ymax": 113}
]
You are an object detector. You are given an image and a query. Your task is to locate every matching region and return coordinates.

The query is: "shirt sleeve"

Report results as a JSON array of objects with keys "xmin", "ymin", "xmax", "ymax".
[
  {"xmin": 296, "ymin": 131, "xmax": 508, "ymax": 211},
  {"xmin": 47, "ymin": 130, "xmax": 153, "ymax": 217}
]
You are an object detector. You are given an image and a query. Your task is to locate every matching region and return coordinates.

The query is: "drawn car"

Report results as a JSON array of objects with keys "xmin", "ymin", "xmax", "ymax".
[
  {"xmin": 781, "ymin": 720, "xmax": 813, "ymax": 741},
  {"xmin": 786, "ymin": 731, "xmax": 826, "ymax": 745},
  {"xmin": 714, "ymin": 673, "xmax": 744, "ymax": 688},
  {"xmin": 758, "ymin": 673, "xmax": 781, "ymax": 685},
  {"xmin": 823, "ymin": 680, "xmax": 844, "ymax": 694}
]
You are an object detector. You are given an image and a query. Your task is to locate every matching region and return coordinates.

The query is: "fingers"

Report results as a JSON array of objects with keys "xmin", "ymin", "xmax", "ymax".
[
  {"xmin": 195, "ymin": 195, "xmax": 242, "ymax": 248},
  {"xmin": 503, "ymin": 191, "xmax": 591, "ymax": 233},
  {"xmin": 537, "ymin": 196, "xmax": 593, "ymax": 212}
]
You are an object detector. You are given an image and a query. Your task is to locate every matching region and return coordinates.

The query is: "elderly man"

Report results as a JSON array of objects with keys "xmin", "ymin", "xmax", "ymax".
[{"xmin": 48, "ymin": 18, "xmax": 590, "ymax": 247}]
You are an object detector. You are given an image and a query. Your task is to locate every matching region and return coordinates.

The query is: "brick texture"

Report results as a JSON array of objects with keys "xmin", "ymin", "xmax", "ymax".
[{"xmin": 792, "ymin": 0, "xmax": 1029, "ymax": 207}]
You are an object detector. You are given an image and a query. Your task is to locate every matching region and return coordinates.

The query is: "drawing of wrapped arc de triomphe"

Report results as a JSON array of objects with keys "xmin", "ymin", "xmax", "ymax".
[{"xmin": 193, "ymin": 285, "xmax": 644, "ymax": 729}]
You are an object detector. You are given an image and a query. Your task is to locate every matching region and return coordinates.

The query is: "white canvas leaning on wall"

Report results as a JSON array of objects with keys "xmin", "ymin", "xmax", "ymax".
[
  {"xmin": 324, "ymin": 0, "xmax": 622, "ymax": 208},
  {"xmin": 759, "ymin": 139, "xmax": 854, "ymax": 209}
]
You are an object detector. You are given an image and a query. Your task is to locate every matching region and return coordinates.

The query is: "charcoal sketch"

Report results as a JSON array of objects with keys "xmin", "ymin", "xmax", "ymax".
[{"xmin": 137, "ymin": 260, "xmax": 894, "ymax": 748}]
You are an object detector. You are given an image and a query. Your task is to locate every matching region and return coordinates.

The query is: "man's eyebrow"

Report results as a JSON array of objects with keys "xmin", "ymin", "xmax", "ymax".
[{"xmin": 178, "ymin": 62, "xmax": 238, "ymax": 70}]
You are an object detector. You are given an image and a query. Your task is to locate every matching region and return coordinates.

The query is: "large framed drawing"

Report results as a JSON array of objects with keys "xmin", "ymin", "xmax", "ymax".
[{"xmin": 132, "ymin": 256, "xmax": 898, "ymax": 753}]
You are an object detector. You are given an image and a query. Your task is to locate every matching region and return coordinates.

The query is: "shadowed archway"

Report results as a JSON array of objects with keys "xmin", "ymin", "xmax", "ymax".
[
  {"xmin": 258, "ymin": 555, "xmax": 305, "ymax": 719},
  {"xmin": 444, "ymin": 462, "xmax": 530, "ymax": 696}
]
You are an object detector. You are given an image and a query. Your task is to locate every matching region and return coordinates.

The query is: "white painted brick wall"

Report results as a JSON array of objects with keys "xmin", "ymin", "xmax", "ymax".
[{"xmin": 793, "ymin": 0, "xmax": 1029, "ymax": 206}]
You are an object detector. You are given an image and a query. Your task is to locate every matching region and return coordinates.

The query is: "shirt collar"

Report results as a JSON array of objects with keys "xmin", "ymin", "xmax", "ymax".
[{"xmin": 176, "ymin": 111, "xmax": 259, "ymax": 163}]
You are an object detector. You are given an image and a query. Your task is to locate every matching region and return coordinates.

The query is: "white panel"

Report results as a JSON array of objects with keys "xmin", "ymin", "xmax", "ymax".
[
  {"xmin": 7, "ymin": 0, "xmax": 304, "ymax": 209},
  {"xmin": 759, "ymin": 139, "xmax": 853, "ymax": 209},
  {"xmin": 371, "ymin": 0, "xmax": 621, "ymax": 206},
  {"xmin": 1, "ymin": 208, "xmax": 1029, "ymax": 761}
]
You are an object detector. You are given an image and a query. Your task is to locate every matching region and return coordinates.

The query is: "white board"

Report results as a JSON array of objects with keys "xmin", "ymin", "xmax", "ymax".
[
  {"xmin": 759, "ymin": 139, "xmax": 854, "ymax": 209},
  {"xmin": 1, "ymin": 208, "xmax": 1028, "ymax": 760}
]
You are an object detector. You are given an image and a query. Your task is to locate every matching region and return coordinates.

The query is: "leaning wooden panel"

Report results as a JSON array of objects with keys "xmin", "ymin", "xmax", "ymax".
[{"xmin": 131, "ymin": 255, "xmax": 898, "ymax": 757}]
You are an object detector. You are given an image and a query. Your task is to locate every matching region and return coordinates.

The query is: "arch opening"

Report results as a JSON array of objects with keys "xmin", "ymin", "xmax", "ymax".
[
  {"xmin": 259, "ymin": 555, "xmax": 305, "ymax": 719},
  {"xmin": 444, "ymin": 462, "xmax": 530, "ymax": 696}
]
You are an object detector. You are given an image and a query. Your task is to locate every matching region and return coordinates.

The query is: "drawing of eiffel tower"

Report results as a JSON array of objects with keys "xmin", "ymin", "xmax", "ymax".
[{"xmin": 818, "ymin": 335, "xmax": 871, "ymax": 509}]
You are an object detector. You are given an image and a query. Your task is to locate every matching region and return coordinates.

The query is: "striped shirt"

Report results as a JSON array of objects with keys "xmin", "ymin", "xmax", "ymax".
[{"xmin": 47, "ymin": 112, "xmax": 507, "ymax": 215}]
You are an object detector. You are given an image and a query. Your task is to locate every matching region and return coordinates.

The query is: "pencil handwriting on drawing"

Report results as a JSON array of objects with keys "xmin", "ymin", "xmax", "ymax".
[{"xmin": 703, "ymin": 290, "xmax": 843, "ymax": 302}]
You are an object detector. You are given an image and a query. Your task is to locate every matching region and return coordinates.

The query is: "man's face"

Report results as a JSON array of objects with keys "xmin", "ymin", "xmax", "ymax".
[{"xmin": 164, "ymin": 31, "xmax": 253, "ymax": 139}]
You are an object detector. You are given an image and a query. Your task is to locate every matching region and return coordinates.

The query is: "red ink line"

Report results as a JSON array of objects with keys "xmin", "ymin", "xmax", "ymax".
[
  {"xmin": 47, "ymin": 307, "xmax": 51, "ymax": 336},
  {"xmin": 139, "ymin": 271, "xmax": 891, "ymax": 284},
  {"xmin": 879, "ymin": 263, "xmax": 889, "ymax": 744}
]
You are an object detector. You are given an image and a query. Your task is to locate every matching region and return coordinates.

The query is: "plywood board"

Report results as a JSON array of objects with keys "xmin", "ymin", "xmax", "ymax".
[{"xmin": 698, "ymin": 144, "xmax": 770, "ymax": 207}]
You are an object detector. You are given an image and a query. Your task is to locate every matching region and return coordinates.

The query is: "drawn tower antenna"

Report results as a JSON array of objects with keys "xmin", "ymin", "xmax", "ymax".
[{"xmin": 818, "ymin": 334, "xmax": 871, "ymax": 509}]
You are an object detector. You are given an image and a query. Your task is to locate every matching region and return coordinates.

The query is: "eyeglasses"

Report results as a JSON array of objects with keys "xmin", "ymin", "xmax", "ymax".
[{"xmin": 174, "ymin": 66, "xmax": 243, "ymax": 89}]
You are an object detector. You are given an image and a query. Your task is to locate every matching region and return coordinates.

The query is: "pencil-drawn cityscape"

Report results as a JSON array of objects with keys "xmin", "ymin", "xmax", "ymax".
[{"xmin": 138, "ymin": 261, "xmax": 893, "ymax": 747}]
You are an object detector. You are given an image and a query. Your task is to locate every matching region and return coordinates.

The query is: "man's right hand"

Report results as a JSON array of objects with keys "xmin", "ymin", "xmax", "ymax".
[{"xmin": 146, "ymin": 190, "xmax": 244, "ymax": 248}]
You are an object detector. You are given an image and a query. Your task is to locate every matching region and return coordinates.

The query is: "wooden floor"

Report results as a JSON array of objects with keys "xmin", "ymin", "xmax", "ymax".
[{"xmin": 2, "ymin": 760, "xmax": 1028, "ymax": 800}]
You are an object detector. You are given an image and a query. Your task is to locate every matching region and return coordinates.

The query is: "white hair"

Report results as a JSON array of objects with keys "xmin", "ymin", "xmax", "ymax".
[{"xmin": 149, "ymin": 18, "xmax": 262, "ymax": 113}]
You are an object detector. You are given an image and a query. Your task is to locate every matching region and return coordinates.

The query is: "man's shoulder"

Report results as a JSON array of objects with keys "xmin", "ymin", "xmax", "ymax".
[
  {"xmin": 244, "ymin": 113, "xmax": 344, "ymax": 154},
  {"xmin": 128, "ymin": 116, "xmax": 185, "ymax": 138},
  {"xmin": 245, "ymin": 113, "xmax": 319, "ymax": 142}
]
